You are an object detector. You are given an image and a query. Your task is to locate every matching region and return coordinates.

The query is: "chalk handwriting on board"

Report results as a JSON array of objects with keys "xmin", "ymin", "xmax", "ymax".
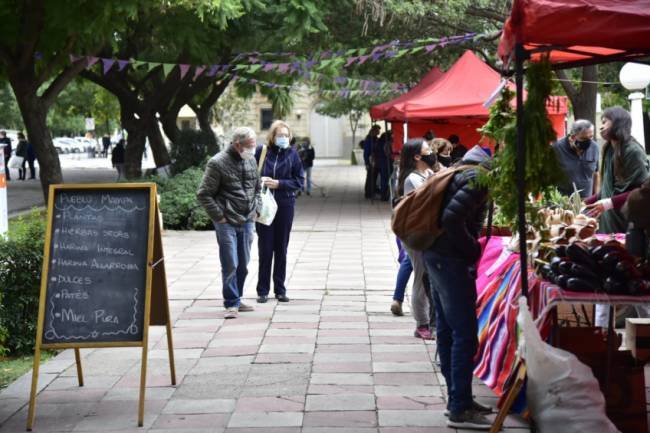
[{"xmin": 42, "ymin": 189, "xmax": 150, "ymax": 344}]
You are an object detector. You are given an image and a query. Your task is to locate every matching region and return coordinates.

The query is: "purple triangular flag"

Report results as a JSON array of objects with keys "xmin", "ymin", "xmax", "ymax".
[
  {"xmin": 277, "ymin": 63, "xmax": 290, "ymax": 73},
  {"xmin": 117, "ymin": 60, "xmax": 129, "ymax": 71},
  {"xmin": 179, "ymin": 64, "xmax": 190, "ymax": 79},
  {"xmin": 425, "ymin": 44, "xmax": 436, "ymax": 53},
  {"xmin": 102, "ymin": 58, "xmax": 116, "ymax": 74},
  {"xmin": 70, "ymin": 54, "xmax": 81, "ymax": 63},
  {"xmin": 370, "ymin": 52, "xmax": 383, "ymax": 62},
  {"xmin": 194, "ymin": 65, "xmax": 206, "ymax": 80},
  {"xmin": 344, "ymin": 57, "xmax": 358, "ymax": 67},
  {"xmin": 86, "ymin": 56, "xmax": 99, "ymax": 67},
  {"xmin": 263, "ymin": 63, "xmax": 276, "ymax": 72},
  {"xmin": 206, "ymin": 65, "xmax": 219, "ymax": 76},
  {"xmin": 358, "ymin": 55, "xmax": 370, "ymax": 65}
]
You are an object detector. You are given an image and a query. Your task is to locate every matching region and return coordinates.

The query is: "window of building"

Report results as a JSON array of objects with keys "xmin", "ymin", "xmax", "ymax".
[{"xmin": 260, "ymin": 108, "xmax": 273, "ymax": 130}]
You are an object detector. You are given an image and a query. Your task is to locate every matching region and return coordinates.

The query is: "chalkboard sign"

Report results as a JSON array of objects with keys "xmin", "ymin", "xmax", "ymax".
[
  {"xmin": 29, "ymin": 183, "xmax": 176, "ymax": 431},
  {"xmin": 40, "ymin": 185, "xmax": 154, "ymax": 346}
]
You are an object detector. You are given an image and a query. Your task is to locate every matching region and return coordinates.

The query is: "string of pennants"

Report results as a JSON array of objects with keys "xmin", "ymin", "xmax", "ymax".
[{"xmin": 69, "ymin": 31, "xmax": 484, "ymax": 98}]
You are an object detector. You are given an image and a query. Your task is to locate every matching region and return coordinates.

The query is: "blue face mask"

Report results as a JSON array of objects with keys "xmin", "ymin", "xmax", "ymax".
[{"xmin": 275, "ymin": 136, "xmax": 290, "ymax": 149}]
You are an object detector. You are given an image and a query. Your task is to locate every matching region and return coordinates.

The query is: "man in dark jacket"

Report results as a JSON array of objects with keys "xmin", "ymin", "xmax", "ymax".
[
  {"xmin": 0, "ymin": 131, "xmax": 11, "ymax": 180},
  {"xmin": 423, "ymin": 145, "xmax": 492, "ymax": 430},
  {"xmin": 449, "ymin": 134, "xmax": 467, "ymax": 163},
  {"xmin": 298, "ymin": 138, "xmax": 315, "ymax": 195},
  {"xmin": 372, "ymin": 131, "xmax": 392, "ymax": 201},
  {"xmin": 197, "ymin": 126, "xmax": 262, "ymax": 319}
]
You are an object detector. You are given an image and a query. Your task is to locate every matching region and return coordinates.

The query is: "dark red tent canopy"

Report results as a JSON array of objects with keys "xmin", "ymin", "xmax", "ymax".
[{"xmin": 498, "ymin": 0, "xmax": 650, "ymax": 66}]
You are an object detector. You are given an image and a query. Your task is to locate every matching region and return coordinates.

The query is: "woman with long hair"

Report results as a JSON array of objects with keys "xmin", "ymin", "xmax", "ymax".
[
  {"xmin": 585, "ymin": 106, "xmax": 649, "ymax": 233},
  {"xmin": 255, "ymin": 120, "xmax": 305, "ymax": 303},
  {"xmin": 396, "ymin": 138, "xmax": 438, "ymax": 339}
]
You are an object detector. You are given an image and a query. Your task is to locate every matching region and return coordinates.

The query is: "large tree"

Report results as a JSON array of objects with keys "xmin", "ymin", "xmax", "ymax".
[{"xmin": 0, "ymin": 0, "xmax": 139, "ymax": 199}]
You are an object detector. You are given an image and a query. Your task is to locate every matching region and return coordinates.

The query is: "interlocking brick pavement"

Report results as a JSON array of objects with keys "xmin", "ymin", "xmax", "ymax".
[{"xmin": 0, "ymin": 162, "xmax": 531, "ymax": 432}]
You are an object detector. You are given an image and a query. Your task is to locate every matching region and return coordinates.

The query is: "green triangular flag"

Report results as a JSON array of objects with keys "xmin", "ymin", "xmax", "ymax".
[
  {"xmin": 317, "ymin": 59, "xmax": 334, "ymax": 70},
  {"xmin": 410, "ymin": 47, "xmax": 424, "ymax": 55},
  {"xmin": 234, "ymin": 64, "xmax": 247, "ymax": 71},
  {"xmin": 147, "ymin": 62, "xmax": 160, "ymax": 72},
  {"xmin": 248, "ymin": 64, "xmax": 262, "ymax": 74},
  {"xmin": 162, "ymin": 63, "xmax": 175, "ymax": 77},
  {"xmin": 394, "ymin": 49, "xmax": 409, "ymax": 58},
  {"xmin": 131, "ymin": 60, "xmax": 147, "ymax": 69}
]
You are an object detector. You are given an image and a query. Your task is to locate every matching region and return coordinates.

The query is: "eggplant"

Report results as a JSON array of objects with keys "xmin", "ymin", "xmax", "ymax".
[
  {"xmin": 554, "ymin": 245, "xmax": 568, "ymax": 257},
  {"xmin": 550, "ymin": 256, "xmax": 565, "ymax": 274},
  {"xmin": 602, "ymin": 251, "xmax": 625, "ymax": 274},
  {"xmin": 603, "ymin": 277, "xmax": 627, "ymax": 294},
  {"xmin": 591, "ymin": 244, "xmax": 626, "ymax": 262},
  {"xmin": 567, "ymin": 277, "xmax": 599, "ymax": 292},
  {"xmin": 567, "ymin": 243, "xmax": 598, "ymax": 270},
  {"xmin": 569, "ymin": 263, "xmax": 600, "ymax": 281},
  {"xmin": 558, "ymin": 260, "xmax": 574, "ymax": 275},
  {"xmin": 614, "ymin": 261, "xmax": 642, "ymax": 280},
  {"xmin": 539, "ymin": 264, "xmax": 555, "ymax": 281},
  {"xmin": 556, "ymin": 274, "xmax": 570, "ymax": 289}
]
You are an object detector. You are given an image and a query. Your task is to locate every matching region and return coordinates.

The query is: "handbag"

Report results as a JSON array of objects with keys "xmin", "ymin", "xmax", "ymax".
[
  {"xmin": 255, "ymin": 146, "xmax": 278, "ymax": 225},
  {"xmin": 8, "ymin": 155, "xmax": 24, "ymax": 169}
]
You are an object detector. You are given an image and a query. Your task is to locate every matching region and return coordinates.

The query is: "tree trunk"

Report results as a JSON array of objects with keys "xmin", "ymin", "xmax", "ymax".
[
  {"xmin": 556, "ymin": 66, "xmax": 598, "ymax": 127},
  {"xmin": 196, "ymin": 106, "xmax": 219, "ymax": 154},
  {"xmin": 146, "ymin": 118, "xmax": 171, "ymax": 168},
  {"xmin": 119, "ymin": 101, "xmax": 145, "ymax": 179},
  {"xmin": 160, "ymin": 110, "xmax": 181, "ymax": 144},
  {"xmin": 11, "ymin": 82, "xmax": 63, "ymax": 201}
]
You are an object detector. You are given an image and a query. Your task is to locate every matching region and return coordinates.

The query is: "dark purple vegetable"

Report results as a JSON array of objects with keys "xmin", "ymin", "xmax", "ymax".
[
  {"xmin": 556, "ymin": 274, "xmax": 570, "ymax": 289},
  {"xmin": 569, "ymin": 263, "xmax": 600, "ymax": 281},
  {"xmin": 558, "ymin": 260, "xmax": 574, "ymax": 275},
  {"xmin": 567, "ymin": 243, "xmax": 597, "ymax": 270},
  {"xmin": 603, "ymin": 277, "xmax": 626, "ymax": 294},
  {"xmin": 567, "ymin": 277, "xmax": 599, "ymax": 292}
]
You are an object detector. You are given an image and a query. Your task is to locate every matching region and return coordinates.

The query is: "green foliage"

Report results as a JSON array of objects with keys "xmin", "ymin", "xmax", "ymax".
[
  {"xmin": 0, "ymin": 211, "xmax": 46, "ymax": 356},
  {"xmin": 478, "ymin": 59, "xmax": 564, "ymax": 232},
  {"xmin": 155, "ymin": 168, "xmax": 212, "ymax": 230},
  {"xmin": 0, "ymin": 351, "xmax": 55, "ymax": 390},
  {"xmin": 170, "ymin": 129, "xmax": 219, "ymax": 175},
  {"xmin": 0, "ymin": 83, "xmax": 23, "ymax": 130},
  {"xmin": 478, "ymin": 86, "xmax": 514, "ymax": 145}
]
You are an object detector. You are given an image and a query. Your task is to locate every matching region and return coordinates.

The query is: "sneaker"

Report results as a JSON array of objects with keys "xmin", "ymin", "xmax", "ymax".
[
  {"xmin": 447, "ymin": 409, "xmax": 491, "ymax": 430},
  {"xmin": 224, "ymin": 307, "xmax": 238, "ymax": 319},
  {"xmin": 238, "ymin": 303, "xmax": 254, "ymax": 312},
  {"xmin": 390, "ymin": 300, "xmax": 404, "ymax": 316},
  {"xmin": 414, "ymin": 326, "xmax": 434, "ymax": 340},
  {"xmin": 275, "ymin": 294, "xmax": 290, "ymax": 302},
  {"xmin": 444, "ymin": 400, "xmax": 492, "ymax": 417}
]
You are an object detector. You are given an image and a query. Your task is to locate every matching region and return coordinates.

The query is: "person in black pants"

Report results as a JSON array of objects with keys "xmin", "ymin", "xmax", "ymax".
[
  {"xmin": 255, "ymin": 120, "xmax": 305, "ymax": 303},
  {"xmin": 0, "ymin": 131, "xmax": 11, "ymax": 180},
  {"xmin": 15, "ymin": 133, "xmax": 28, "ymax": 180},
  {"xmin": 24, "ymin": 140, "xmax": 37, "ymax": 179},
  {"xmin": 363, "ymin": 125, "xmax": 381, "ymax": 198}
]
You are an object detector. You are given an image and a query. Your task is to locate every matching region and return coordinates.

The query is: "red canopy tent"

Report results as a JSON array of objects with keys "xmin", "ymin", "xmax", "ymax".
[
  {"xmin": 497, "ymin": 0, "xmax": 650, "ymax": 300},
  {"xmin": 370, "ymin": 51, "xmax": 568, "ymax": 150}
]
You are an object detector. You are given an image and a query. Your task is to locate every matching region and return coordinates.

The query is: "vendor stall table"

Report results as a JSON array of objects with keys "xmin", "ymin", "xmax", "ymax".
[{"xmin": 475, "ymin": 236, "xmax": 650, "ymax": 404}]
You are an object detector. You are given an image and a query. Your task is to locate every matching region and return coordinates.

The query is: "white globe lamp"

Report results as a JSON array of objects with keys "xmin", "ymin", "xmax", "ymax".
[{"xmin": 619, "ymin": 62, "xmax": 650, "ymax": 147}]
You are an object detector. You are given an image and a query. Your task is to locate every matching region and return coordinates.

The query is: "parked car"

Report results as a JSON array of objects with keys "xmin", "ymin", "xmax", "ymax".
[{"xmin": 53, "ymin": 137, "xmax": 79, "ymax": 154}]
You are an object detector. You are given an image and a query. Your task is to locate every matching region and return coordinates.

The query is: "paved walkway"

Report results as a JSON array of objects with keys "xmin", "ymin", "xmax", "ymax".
[{"xmin": 0, "ymin": 163, "xmax": 529, "ymax": 432}]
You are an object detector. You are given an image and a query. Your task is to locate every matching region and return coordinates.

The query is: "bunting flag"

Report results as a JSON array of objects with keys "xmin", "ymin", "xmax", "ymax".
[
  {"xmin": 206, "ymin": 65, "xmax": 219, "ymax": 77},
  {"xmin": 86, "ymin": 56, "xmax": 99, "ymax": 67},
  {"xmin": 194, "ymin": 65, "xmax": 207, "ymax": 79},
  {"xmin": 162, "ymin": 63, "xmax": 175, "ymax": 77},
  {"xmin": 117, "ymin": 59, "xmax": 129, "ymax": 71},
  {"xmin": 147, "ymin": 62, "xmax": 160, "ymax": 72},
  {"xmin": 102, "ymin": 58, "xmax": 116, "ymax": 74},
  {"xmin": 179, "ymin": 64, "xmax": 191, "ymax": 79},
  {"xmin": 69, "ymin": 54, "xmax": 82, "ymax": 63}
]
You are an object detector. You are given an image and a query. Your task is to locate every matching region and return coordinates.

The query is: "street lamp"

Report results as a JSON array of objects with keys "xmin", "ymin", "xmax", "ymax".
[{"xmin": 619, "ymin": 62, "xmax": 650, "ymax": 147}]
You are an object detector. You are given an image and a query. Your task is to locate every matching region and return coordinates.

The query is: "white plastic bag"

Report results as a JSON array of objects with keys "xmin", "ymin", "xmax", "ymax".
[
  {"xmin": 517, "ymin": 297, "xmax": 620, "ymax": 433},
  {"xmin": 8, "ymin": 155, "xmax": 23, "ymax": 169},
  {"xmin": 256, "ymin": 186, "xmax": 277, "ymax": 226}
]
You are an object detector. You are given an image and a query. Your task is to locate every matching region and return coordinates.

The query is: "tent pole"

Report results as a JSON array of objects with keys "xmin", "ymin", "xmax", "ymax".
[
  {"xmin": 515, "ymin": 43, "xmax": 529, "ymax": 299},
  {"xmin": 404, "ymin": 121, "xmax": 408, "ymax": 144}
]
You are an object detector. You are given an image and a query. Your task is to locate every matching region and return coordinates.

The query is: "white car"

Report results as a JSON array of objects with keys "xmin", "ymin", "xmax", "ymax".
[
  {"xmin": 73, "ymin": 137, "xmax": 96, "ymax": 153},
  {"xmin": 53, "ymin": 137, "xmax": 79, "ymax": 154}
]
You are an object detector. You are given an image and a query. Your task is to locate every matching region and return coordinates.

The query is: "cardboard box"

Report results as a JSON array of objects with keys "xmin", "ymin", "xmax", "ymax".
[{"xmin": 624, "ymin": 318, "xmax": 650, "ymax": 362}]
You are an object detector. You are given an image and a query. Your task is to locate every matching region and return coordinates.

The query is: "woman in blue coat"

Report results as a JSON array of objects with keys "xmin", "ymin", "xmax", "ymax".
[{"xmin": 255, "ymin": 120, "xmax": 305, "ymax": 303}]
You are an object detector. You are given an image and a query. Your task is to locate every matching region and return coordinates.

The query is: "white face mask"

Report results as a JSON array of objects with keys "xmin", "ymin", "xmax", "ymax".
[{"xmin": 240, "ymin": 147, "xmax": 255, "ymax": 160}]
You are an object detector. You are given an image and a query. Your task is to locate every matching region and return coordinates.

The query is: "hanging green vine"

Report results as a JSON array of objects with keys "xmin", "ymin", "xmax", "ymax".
[
  {"xmin": 478, "ymin": 85, "xmax": 514, "ymax": 146},
  {"xmin": 477, "ymin": 58, "xmax": 564, "ymax": 232}
]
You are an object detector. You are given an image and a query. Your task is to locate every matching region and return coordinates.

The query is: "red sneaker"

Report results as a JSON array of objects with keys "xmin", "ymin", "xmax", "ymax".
[{"xmin": 414, "ymin": 326, "xmax": 434, "ymax": 340}]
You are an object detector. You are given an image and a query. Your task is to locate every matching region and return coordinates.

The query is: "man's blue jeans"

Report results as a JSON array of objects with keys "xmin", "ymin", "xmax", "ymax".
[
  {"xmin": 393, "ymin": 253, "xmax": 412, "ymax": 302},
  {"xmin": 215, "ymin": 221, "xmax": 254, "ymax": 308},
  {"xmin": 423, "ymin": 249, "xmax": 478, "ymax": 414}
]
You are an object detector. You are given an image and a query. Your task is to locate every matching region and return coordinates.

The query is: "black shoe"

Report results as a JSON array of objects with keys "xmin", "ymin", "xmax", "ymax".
[
  {"xmin": 275, "ymin": 294, "xmax": 290, "ymax": 302},
  {"xmin": 447, "ymin": 409, "xmax": 491, "ymax": 430},
  {"xmin": 444, "ymin": 400, "xmax": 492, "ymax": 417},
  {"xmin": 257, "ymin": 295, "xmax": 268, "ymax": 303}
]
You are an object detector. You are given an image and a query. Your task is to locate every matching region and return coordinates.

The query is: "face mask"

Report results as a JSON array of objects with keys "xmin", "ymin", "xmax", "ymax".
[
  {"xmin": 576, "ymin": 139, "xmax": 591, "ymax": 151},
  {"xmin": 420, "ymin": 154, "xmax": 437, "ymax": 168},
  {"xmin": 275, "ymin": 136, "xmax": 290, "ymax": 149},
  {"xmin": 438, "ymin": 155, "xmax": 452, "ymax": 167},
  {"xmin": 240, "ymin": 147, "xmax": 255, "ymax": 160}
]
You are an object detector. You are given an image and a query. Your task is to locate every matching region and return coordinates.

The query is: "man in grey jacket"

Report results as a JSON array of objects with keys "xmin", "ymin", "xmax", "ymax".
[{"xmin": 197, "ymin": 127, "xmax": 262, "ymax": 319}]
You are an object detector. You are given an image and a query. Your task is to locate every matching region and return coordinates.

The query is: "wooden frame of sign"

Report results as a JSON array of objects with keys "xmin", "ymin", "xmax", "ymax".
[{"xmin": 26, "ymin": 183, "xmax": 176, "ymax": 430}]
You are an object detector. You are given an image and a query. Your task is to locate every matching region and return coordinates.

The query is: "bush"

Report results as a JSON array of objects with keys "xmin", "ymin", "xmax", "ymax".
[
  {"xmin": 156, "ymin": 167, "xmax": 212, "ymax": 230},
  {"xmin": 0, "ymin": 211, "xmax": 46, "ymax": 355},
  {"xmin": 169, "ymin": 129, "xmax": 219, "ymax": 174}
]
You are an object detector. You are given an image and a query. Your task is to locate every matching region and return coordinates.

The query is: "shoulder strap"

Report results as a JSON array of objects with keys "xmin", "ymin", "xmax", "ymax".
[{"xmin": 258, "ymin": 145, "xmax": 268, "ymax": 174}]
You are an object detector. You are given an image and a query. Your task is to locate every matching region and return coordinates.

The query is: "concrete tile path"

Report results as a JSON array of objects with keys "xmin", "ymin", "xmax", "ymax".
[{"xmin": 0, "ymin": 162, "xmax": 530, "ymax": 432}]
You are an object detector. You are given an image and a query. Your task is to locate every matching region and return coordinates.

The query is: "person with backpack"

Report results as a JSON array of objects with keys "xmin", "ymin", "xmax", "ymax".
[
  {"xmin": 422, "ymin": 145, "xmax": 493, "ymax": 429},
  {"xmin": 396, "ymin": 138, "xmax": 438, "ymax": 339}
]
